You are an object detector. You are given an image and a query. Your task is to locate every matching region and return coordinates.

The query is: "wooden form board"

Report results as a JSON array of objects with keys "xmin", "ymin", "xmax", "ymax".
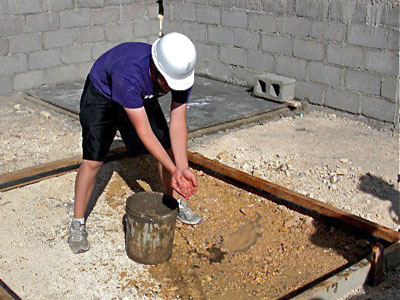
[
  {"xmin": 188, "ymin": 152, "xmax": 399, "ymax": 243},
  {"xmin": 0, "ymin": 149, "xmax": 398, "ymax": 243},
  {"xmin": 0, "ymin": 279, "xmax": 21, "ymax": 300}
]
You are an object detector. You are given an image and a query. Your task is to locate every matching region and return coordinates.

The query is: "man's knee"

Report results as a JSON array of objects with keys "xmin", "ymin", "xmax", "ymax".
[{"xmin": 81, "ymin": 159, "xmax": 103, "ymax": 171}]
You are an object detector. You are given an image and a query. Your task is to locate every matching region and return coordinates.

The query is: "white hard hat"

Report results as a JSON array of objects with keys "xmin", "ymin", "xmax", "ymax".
[{"xmin": 152, "ymin": 32, "xmax": 196, "ymax": 91}]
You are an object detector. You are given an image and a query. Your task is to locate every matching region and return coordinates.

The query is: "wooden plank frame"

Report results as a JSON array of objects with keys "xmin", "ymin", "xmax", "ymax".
[{"xmin": 0, "ymin": 149, "xmax": 399, "ymax": 300}]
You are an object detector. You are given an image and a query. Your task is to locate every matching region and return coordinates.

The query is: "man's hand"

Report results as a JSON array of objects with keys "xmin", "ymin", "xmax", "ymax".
[
  {"xmin": 181, "ymin": 168, "xmax": 197, "ymax": 197},
  {"xmin": 170, "ymin": 168, "xmax": 197, "ymax": 199}
]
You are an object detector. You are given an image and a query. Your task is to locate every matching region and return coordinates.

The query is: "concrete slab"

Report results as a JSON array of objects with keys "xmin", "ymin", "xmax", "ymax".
[{"xmin": 26, "ymin": 76, "xmax": 281, "ymax": 132}]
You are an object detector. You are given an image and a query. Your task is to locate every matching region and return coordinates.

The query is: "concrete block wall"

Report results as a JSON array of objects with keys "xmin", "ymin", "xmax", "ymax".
[
  {"xmin": 164, "ymin": 0, "xmax": 399, "ymax": 123},
  {"xmin": 0, "ymin": 0, "xmax": 159, "ymax": 94}
]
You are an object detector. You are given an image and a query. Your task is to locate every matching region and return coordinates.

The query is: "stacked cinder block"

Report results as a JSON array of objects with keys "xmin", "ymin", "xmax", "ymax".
[
  {"xmin": 164, "ymin": 0, "xmax": 399, "ymax": 123},
  {"xmin": 0, "ymin": 0, "xmax": 159, "ymax": 95}
]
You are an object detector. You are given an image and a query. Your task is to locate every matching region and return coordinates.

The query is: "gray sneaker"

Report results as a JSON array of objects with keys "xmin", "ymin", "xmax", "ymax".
[
  {"xmin": 177, "ymin": 199, "xmax": 202, "ymax": 225},
  {"xmin": 68, "ymin": 221, "xmax": 90, "ymax": 254}
]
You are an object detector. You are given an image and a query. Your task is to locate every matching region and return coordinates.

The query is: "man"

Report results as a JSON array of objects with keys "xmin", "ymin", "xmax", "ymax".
[{"xmin": 68, "ymin": 32, "xmax": 201, "ymax": 254}]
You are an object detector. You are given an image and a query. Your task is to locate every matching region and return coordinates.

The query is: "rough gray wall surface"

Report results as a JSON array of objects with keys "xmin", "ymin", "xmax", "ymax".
[
  {"xmin": 164, "ymin": 0, "xmax": 399, "ymax": 123},
  {"xmin": 0, "ymin": 0, "xmax": 159, "ymax": 93}
]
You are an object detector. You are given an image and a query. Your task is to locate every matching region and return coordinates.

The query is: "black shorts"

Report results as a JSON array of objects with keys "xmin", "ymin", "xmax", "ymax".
[{"xmin": 79, "ymin": 76, "xmax": 171, "ymax": 162}]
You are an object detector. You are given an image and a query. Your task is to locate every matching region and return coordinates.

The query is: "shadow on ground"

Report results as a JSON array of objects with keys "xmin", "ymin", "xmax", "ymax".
[
  {"xmin": 84, "ymin": 153, "xmax": 164, "ymax": 220},
  {"xmin": 358, "ymin": 173, "xmax": 400, "ymax": 225}
]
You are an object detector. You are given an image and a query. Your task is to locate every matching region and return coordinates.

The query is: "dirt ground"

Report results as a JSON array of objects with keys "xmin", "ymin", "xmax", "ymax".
[{"xmin": 0, "ymin": 95, "xmax": 399, "ymax": 299}]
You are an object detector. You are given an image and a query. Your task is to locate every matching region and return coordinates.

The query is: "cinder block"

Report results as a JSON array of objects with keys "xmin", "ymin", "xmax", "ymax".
[
  {"xmin": 105, "ymin": 24, "xmax": 134, "ymax": 41},
  {"xmin": 43, "ymin": 0, "xmax": 75, "ymax": 11},
  {"xmin": 0, "ymin": 38, "xmax": 8, "ymax": 56},
  {"xmin": 247, "ymin": 51, "xmax": 274, "ymax": 73},
  {"xmin": 293, "ymin": 38, "xmax": 324, "ymax": 61},
  {"xmin": 77, "ymin": 0, "xmax": 104, "ymax": 8},
  {"xmin": 92, "ymin": 42, "xmax": 117, "ymax": 59},
  {"xmin": 261, "ymin": 34, "xmax": 292, "ymax": 56},
  {"xmin": 221, "ymin": 9, "xmax": 248, "ymax": 28},
  {"xmin": 296, "ymin": 0, "xmax": 328, "ymax": 20},
  {"xmin": 194, "ymin": 58, "xmax": 207, "ymax": 76},
  {"xmin": 386, "ymin": 30, "xmax": 399, "ymax": 51},
  {"xmin": 7, "ymin": 0, "xmax": 42, "ymax": 14},
  {"xmin": 220, "ymin": 46, "xmax": 246, "ymax": 67},
  {"xmin": 181, "ymin": 22, "xmax": 207, "ymax": 42},
  {"xmin": 310, "ymin": 21, "xmax": 345, "ymax": 42},
  {"xmin": 75, "ymin": 61, "xmax": 93, "ymax": 79},
  {"xmin": 44, "ymin": 64, "xmax": 78, "ymax": 85},
  {"xmin": 26, "ymin": 13, "xmax": 60, "ymax": 33},
  {"xmin": 360, "ymin": 95, "xmax": 396, "ymax": 122},
  {"xmin": 381, "ymin": 4, "xmax": 399, "ymax": 27},
  {"xmin": 134, "ymin": 21, "xmax": 158, "ymax": 38},
  {"xmin": 196, "ymin": 6, "xmax": 220, "ymax": 25},
  {"xmin": 276, "ymin": 56, "xmax": 306, "ymax": 80},
  {"xmin": 104, "ymin": 0, "xmax": 132, "ymax": 4},
  {"xmin": 277, "ymin": 16, "xmax": 310, "ymax": 37},
  {"xmin": 13, "ymin": 70, "xmax": 45, "ymax": 91},
  {"xmin": 309, "ymin": 62, "xmax": 341, "ymax": 86},
  {"xmin": 28, "ymin": 49, "xmax": 61, "ymax": 70},
  {"xmin": 208, "ymin": 26, "xmax": 233, "ymax": 45},
  {"xmin": 365, "ymin": 51, "xmax": 398, "ymax": 76},
  {"xmin": 207, "ymin": 0, "xmax": 231, "ymax": 8},
  {"xmin": 42, "ymin": 29, "xmax": 74, "ymax": 49},
  {"xmin": 328, "ymin": 1, "xmax": 367, "ymax": 24},
  {"xmin": 196, "ymin": 42, "xmax": 219, "ymax": 61},
  {"xmin": 231, "ymin": 66, "xmax": 258, "ymax": 87},
  {"xmin": 348, "ymin": 24, "xmax": 386, "ymax": 49},
  {"xmin": 62, "ymin": 45, "xmax": 92, "ymax": 64},
  {"xmin": 75, "ymin": 27, "xmax": 105, "ymax": 44},
  {"xmin": 147, "ymin": 4, "xmax": 159, "ymax": 20},
  {"xmin": 248, "ymin": 12, "xmax": 277, "ymax": 33},
  {"xmin": 163, "ymin": 20, "xmax": 182, "ymax": 35},
  {"xmin": 381, "ymin": 76, "xmax": 399, "ymax": 102},
  {"xmin": 345, "ymin": 70, "xmax": 381, "ymax": 96},
  {"xmin": 325, "ymin": 88, "xmax": 359, "ymax": 114},
  {"xmin": 327, "ymin": 44, "xmax": 363, "ymax": 68},
  {"xmin": 0, "ymin": 0, "xmax": 7, "ymax": 14},
  {"xmin": 120, "ymin": 4, "xmax": 147, "ymax": 23},
  {"xmin": 185, "ymin": 0, "xmax": 207, "ymax": 5},
  {"xmin": 91, "ymin": 7, "xmax": 120, "ymax": 25},
  {"xmin": 175, "ymin": 4, "xmax": 196, "ymax": 22},
  {"xmin": 0, "ymin": 16, "xmax": 25, "ymax": 37},
  {"xmin": 60, "ymin": 8, "xmax": 91, "ymax": 28},
  {"xmin": 206, "ymin": 60, "xmax": 233, "ymax": 82},
  {"xmin": 233, "ymin": 29, "xmax": 260, "ymax": 50},
  {"xmin": 234, "ymin": 0, "xmax": 263, "ymax": 11},
  {"xmin": 9, "ymin": 34, "xmax": 42, "ymax": 54},
  {"xmin": 0, "ymin": 76, "xmax": 12, "ymax": 95},
  {"xmin": 0, "ymin": 55, "xmax": 27, "ymax": 75},
  {"xmin": 295, "ymin": 80, "xmax": 324, "ymax": 104},
  {"xmin": 263, "ymin": 0, "xmax": 296, "ymax": 15},
  {"xmin": 253, "ymin": 73, "xmax": 295, "ymax": 102}
]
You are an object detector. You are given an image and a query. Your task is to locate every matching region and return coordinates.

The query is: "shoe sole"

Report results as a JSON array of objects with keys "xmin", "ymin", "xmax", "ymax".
[
  {"xmin": 177, "ymin": 217, "xmax": 202, "ymax": 225},
  {"xmin": 71, "ymin": 246, "xmax": 90, "ymax": 254}
]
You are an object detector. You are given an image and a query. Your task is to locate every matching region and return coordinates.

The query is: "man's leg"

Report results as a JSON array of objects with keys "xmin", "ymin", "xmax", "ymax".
[
  {"xmin": 69, "ymin": 75, "xmax": 116, "ymax": 254},
  {"xmin": 74, "ymin": 160, "xmax": 103, "ymax": 219},
  {"xmin": 68, "ymin": 160, "xmax": 103, "ymax": 254},
  {"xmin": 159, "ymin": 149, "xmax": 201, "ymax": 225}
]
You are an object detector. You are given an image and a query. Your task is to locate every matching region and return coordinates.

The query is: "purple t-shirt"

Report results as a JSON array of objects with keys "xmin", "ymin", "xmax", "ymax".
[{"xmin": 89, "ymin": 42, "xmax": 191, "ymax": 109}]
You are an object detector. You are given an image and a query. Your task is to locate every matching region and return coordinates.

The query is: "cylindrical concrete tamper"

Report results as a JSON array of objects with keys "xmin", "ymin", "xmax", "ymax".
[{"xmin": 124, "ymin": 192, "xmax": 178, "ymax": 265}]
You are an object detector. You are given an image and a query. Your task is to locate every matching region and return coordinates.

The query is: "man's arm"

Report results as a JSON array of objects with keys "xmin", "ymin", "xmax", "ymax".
[
  {"xmin": 124, "ymin": 106, "xmax": 187, "ymax": 196},
  {"xmin": 170, "ymin": 101, "xmax": 197, "ymax": 194},
  {"xmin": 169, "ymin": 101, "xmax": 189, "ymax": 170}
]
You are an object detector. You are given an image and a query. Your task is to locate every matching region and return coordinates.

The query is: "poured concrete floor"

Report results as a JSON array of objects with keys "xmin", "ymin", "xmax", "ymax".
[{"xmin": 27, "ymin": 76, "xmax": 281, "ymax": 132}]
